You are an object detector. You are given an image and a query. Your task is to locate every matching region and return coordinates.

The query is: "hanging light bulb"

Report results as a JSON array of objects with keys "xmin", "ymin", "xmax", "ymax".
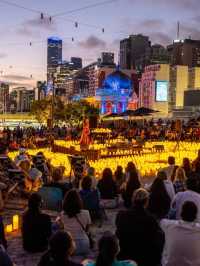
[
  {"xmin": 49, "ymin": 17, "xmax": 52, "ymax": 23},
  {"xmin": 102, "ymin": 28, "xmax": 105, "ymax": 33},
  {"xmin": 30, "ymin": 74, "xmax": 33, "ymax": 78},
  {"xmin": 75, "ymin": 22, "xmax": 78, "ymax": 28},
  {"xmin": 40, "ymin": 13, "xmax": 44, "ymax": 20},
  {"xmin": 72, "ymin": 37, "xmax": 74, "ymax": 42},
  {"xmin": 29, "ymin": 42, "xmax": 32, "ymax": 46}
]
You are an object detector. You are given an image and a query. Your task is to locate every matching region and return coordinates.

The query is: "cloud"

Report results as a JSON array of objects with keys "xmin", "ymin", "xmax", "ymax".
[
  {"xmin": 26, "ymin": 16, "xmax": 57, "ymax": 30},
  {"xmin": 2, "ymin": 74, "xmax": 33, "ymax": 81},
  {"xmin": 150, "ymin": 32, "xmax": 172, "ymax": 45},
  {"xmin": 140, "ymin": 19, "xmax": 164, "ymax": 29},
  {"xmin": 16, "ymin": 26, "xmax": 40, "ymax": 37},
  {"xmin": 78, "ymin": 35, "xmax": 106, "ymax": 49},
  {"xmin": 0, "ymin": 53, "xmax": 7, "ymax": 59},
  {"xmin": 128, "ymin": 0, "xmax": 200, "ymax": 10}
]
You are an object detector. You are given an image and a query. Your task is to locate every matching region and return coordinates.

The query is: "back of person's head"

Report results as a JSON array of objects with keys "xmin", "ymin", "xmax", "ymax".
[
  {"xmin": 126, "ymin": 162, "xmax": 137, "ymax": 173},
  {"xmin": 183, "ymin": 158, "xmax": 191, "ymax": 170},
  {"xmin": 81, "ymin": 176, "xmax": 92, "ymax": 190},
  {"xmin": 150, "ymin": 177, "xmax": 167, "ymax": 194},
  {"xmin": 132, "ymin": 188, "xmax": 149, "ymax": 208},
  {"xmin": 127, "ymin": 170, "xmax": 140, "ymax": 192},
  {"xmin": 175, "ymin": 167, "xmax": 186, "ymax": 182},
  {"xmin": 181, "ymin": 201, "xmax": 197, "ymax": 222},
  {"xmin": 96, "ymin": 232, "xmax": 119, "ymax": 266},
  {"xmin": 116, "ymin": 166, "xmax": 123, "ymax": 174},
  {"xmin": 186, "ymin": 177, "xmax": 199, "ymax": 193},
  {"xmin": 102, "ymin": 168, "xmax": 113, "ymax": 182},
  {"xmin": 28, "ymin": 193, "xmax": 42, "ymax": 211},
  {"xmin": 168, "ymin": 156, "xmax": 175, "ymax": 165},
  {"xmin": 49, "ymin": 231, "xmax": 75, "ymax": 259},
  {"xmin": 87, "ymin": 167, "xmax": 95, "ymax": 177},
  {"xmin": 63, "ymin": 189, "xmax": 83, "ymax": 217},
  {"xmin": 157, "ymin": 171, "xmax": 167, "ymax": 180},
  {"xmin": 52, "ymin": 168, "xmax": 63, "ymax": 182}
]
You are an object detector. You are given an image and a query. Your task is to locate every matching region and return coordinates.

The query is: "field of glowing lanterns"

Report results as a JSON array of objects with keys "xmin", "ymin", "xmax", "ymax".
[{"xmin": 8, "ymin": 140, "xmax": 200, "ymax": 180}]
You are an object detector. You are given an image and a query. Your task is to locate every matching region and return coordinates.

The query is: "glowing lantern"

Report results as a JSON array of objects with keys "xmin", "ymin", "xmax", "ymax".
[
  {"xmin": 13, "ymin": 215, "xmax": 19, "ymax": 231},
  {"xmin": 6, "ymin": 224, "xmax": 13, "ymax": 233}
]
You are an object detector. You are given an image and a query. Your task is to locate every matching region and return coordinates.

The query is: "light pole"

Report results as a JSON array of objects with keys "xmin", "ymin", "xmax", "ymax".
[{"xmin": 51, "ymin": 72, "xmax": 57, "ymax": 129}]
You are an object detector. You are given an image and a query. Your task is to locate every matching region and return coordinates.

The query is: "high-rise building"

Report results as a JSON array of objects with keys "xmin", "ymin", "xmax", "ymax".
[
  {"xmin": 167, "ymin": 39, "xmax": 200, "ymax": 67},
  {"xmin": 101, "ymin": 52, "xmax": 115, "ymax": 66},
  {"xmin": 71, "ymin": 57, "xmax": 82, "ymax": 69},
  {"xmin": 0, "ymin": 83, "xmax": 9, "ymax": 113},
  {"xmin": 136, "ymin": 44, "xmax": 169, "ymax": 72},
  {"xmin": 188, "ymin": 67, "xmax": 200, "ymax": 88},
  {"xmin": 47, "ymin": 36, "xmax": 62, "ymax": 82},
  {"xmin": 120, "ymin": 34, "xmax": 151, "ymax": 70}
]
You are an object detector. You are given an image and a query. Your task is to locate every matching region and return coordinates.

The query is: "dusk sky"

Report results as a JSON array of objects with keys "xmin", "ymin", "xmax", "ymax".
[{"xmin": 0, "ymin": 0, "xmax": 200, "ymax": 87}]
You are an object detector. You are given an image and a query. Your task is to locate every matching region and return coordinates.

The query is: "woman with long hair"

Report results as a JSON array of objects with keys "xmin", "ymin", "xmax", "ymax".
[
  {"xmin": 174, "ymin": 167, "xmax": 187, "ymax": 193},
  {"xmin": 148, "ymin": 176, "xmax": 171, "ymax": 220},
  {"xmin": 122, "ymin": 170, "xmax": 141, "ymax": 208},
  {"xmin": 98, "ymin": 168, "xmax": 117, "ymax": 200},
  {"xmin": 83, "ymin": 232, "xmax": 137, "ymax": 266},
  {"xmin": 114, "ymin": 166, "xmax": 125, "ymax": 193},
  {"xmin": 58, "ymin": 189, "xmax": 92, "ymax": 255},
  {"xmin": 182, "ymin": 157, "xmax": 193, "ymax": 179}
]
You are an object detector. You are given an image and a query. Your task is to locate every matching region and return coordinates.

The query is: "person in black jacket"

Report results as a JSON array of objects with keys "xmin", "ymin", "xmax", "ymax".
[
  {"xmin": 22, "ymin": 193, "xmax": 52, "ymax": 253},
  {"xmin": 116, "ymin": 188, "xmax": 164, "ymax": 266},
  {"xmin": 38, "ymin": 231, "xmax": 82, "ymax": 266}
]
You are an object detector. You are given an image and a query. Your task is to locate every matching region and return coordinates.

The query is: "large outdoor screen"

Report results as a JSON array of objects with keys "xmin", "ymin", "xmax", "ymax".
[{"xmin": 155, "ymin": 81, "xmax": 168, "ymax": 102}]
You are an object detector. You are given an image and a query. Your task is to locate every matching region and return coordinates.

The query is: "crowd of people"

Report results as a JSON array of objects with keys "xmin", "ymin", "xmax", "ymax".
[
  {"xmin": 1, "ymin": 133, "xmax": 200, "ymax": 265},
  {"xmin": 1, "ymin": 118, "xmax": 200, "ymax": 150},
  {"xmin": 2, "ymin": 121, "xmax": 200, "ymax": 265}
]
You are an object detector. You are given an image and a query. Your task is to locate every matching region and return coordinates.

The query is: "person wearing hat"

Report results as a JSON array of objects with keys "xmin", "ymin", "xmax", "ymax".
[
  {"xmin": 116, "ymin": 188, "xmax": 164, "ymax": 266},
  {"xmin": 22, "ymin": 193, "xmax": 52, "ymax": 253}
]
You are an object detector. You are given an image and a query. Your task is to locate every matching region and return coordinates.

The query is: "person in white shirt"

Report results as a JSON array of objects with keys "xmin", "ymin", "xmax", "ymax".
[
  {"xmin": 172, "ymin": 177, "xmax": 200, "ymax": 222},
  {"xmin": 162, "ymin": 156, "xmax": 177, "ymax": 181},
  {"xmin": 161, "ymin": 201, "xmax": 200, "ymax": 266}
]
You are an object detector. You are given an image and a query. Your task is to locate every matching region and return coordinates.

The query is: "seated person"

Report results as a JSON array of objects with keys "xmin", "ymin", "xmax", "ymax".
[
  {"xmin": 80, "ymin": 176, "xmax": 102, "ymax": 222},
  {"xmin": 38, "ymin": 231, "xmax": 82, "ymax": 266},
  {"xmin": 33, "ymin": 152, "xmax": 50, "ymax": 184},
  {"xmin": 97, "ymin": 168, "xmax": 118, "ymax": 208},
  {"xmin": 58, "ymin": 189, "xmax": 92, "ymax": 255},
  {"xmin": 19, "ymin": 160, "xmax": 42, "ymax": 192},
  {"xmin": 22, "ymin": 193, "xmax": 52, "ymax": 253},
  {"xmin": 161, "ymin": 201, "xmax": 200, "ymax": 266},
  {"xmin": 45, "ymin": 168, "xmax": 72, "ymax": 198},
  {"xmin": 83, "ymin": 232, "xmax": 137, "ymax": 266}
]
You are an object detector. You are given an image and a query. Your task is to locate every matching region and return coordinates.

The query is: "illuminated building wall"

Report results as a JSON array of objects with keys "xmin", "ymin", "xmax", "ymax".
[
  {"xmin": 96, "ymin": 69, "xmax": 133, "ymax": 114},
  {"xmin": 139, "ymin": 64, "xmax": 170, "ymax": 115}
]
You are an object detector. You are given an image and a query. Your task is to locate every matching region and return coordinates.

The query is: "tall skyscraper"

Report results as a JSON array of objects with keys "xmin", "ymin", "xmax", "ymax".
[
  {"xmin": 167, "ymin": 39, "xmax": 200, "ymax": 67},
  {"xmin": 120, "ymin": 34, "xmax": 151, "ymax": 70},
  {"xmin": 47, "ymin": 36, "xmax": 62, "ymax": 82}
]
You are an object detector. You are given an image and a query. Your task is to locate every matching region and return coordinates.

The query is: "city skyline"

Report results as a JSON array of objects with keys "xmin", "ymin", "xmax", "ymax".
[{"xmin": 0, "ymin": 0, "xmax": 200, "ymax": 87}]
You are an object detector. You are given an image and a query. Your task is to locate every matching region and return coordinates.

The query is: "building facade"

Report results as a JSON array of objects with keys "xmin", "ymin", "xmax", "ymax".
[
  {"xmin": 47, "ymin": 36, "xmax": 62, "ymax": 82},
  {"xmin": 139, "ymin": 64, "xmax": 170, "ymax": 115},
  {"xmin": 120, "ymin": 34, "xmax": 151, "ymax": 70},
  {"xmin": 0, "ymin": 83, "xmax": 9, "ymax": 113},
  {"xmin": 167, "ymin": 39, "xmax": 200, "ymax": 67}
]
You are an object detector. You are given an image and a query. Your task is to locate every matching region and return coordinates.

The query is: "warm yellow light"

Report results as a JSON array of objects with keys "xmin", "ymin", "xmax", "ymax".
[
  {"xmin": 6, "ymin": 224, "xmax": 13, "ymax": 233},
  {"xmin": 13, "ymin": 215, "xmax": 19, "ymax": 231}
]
